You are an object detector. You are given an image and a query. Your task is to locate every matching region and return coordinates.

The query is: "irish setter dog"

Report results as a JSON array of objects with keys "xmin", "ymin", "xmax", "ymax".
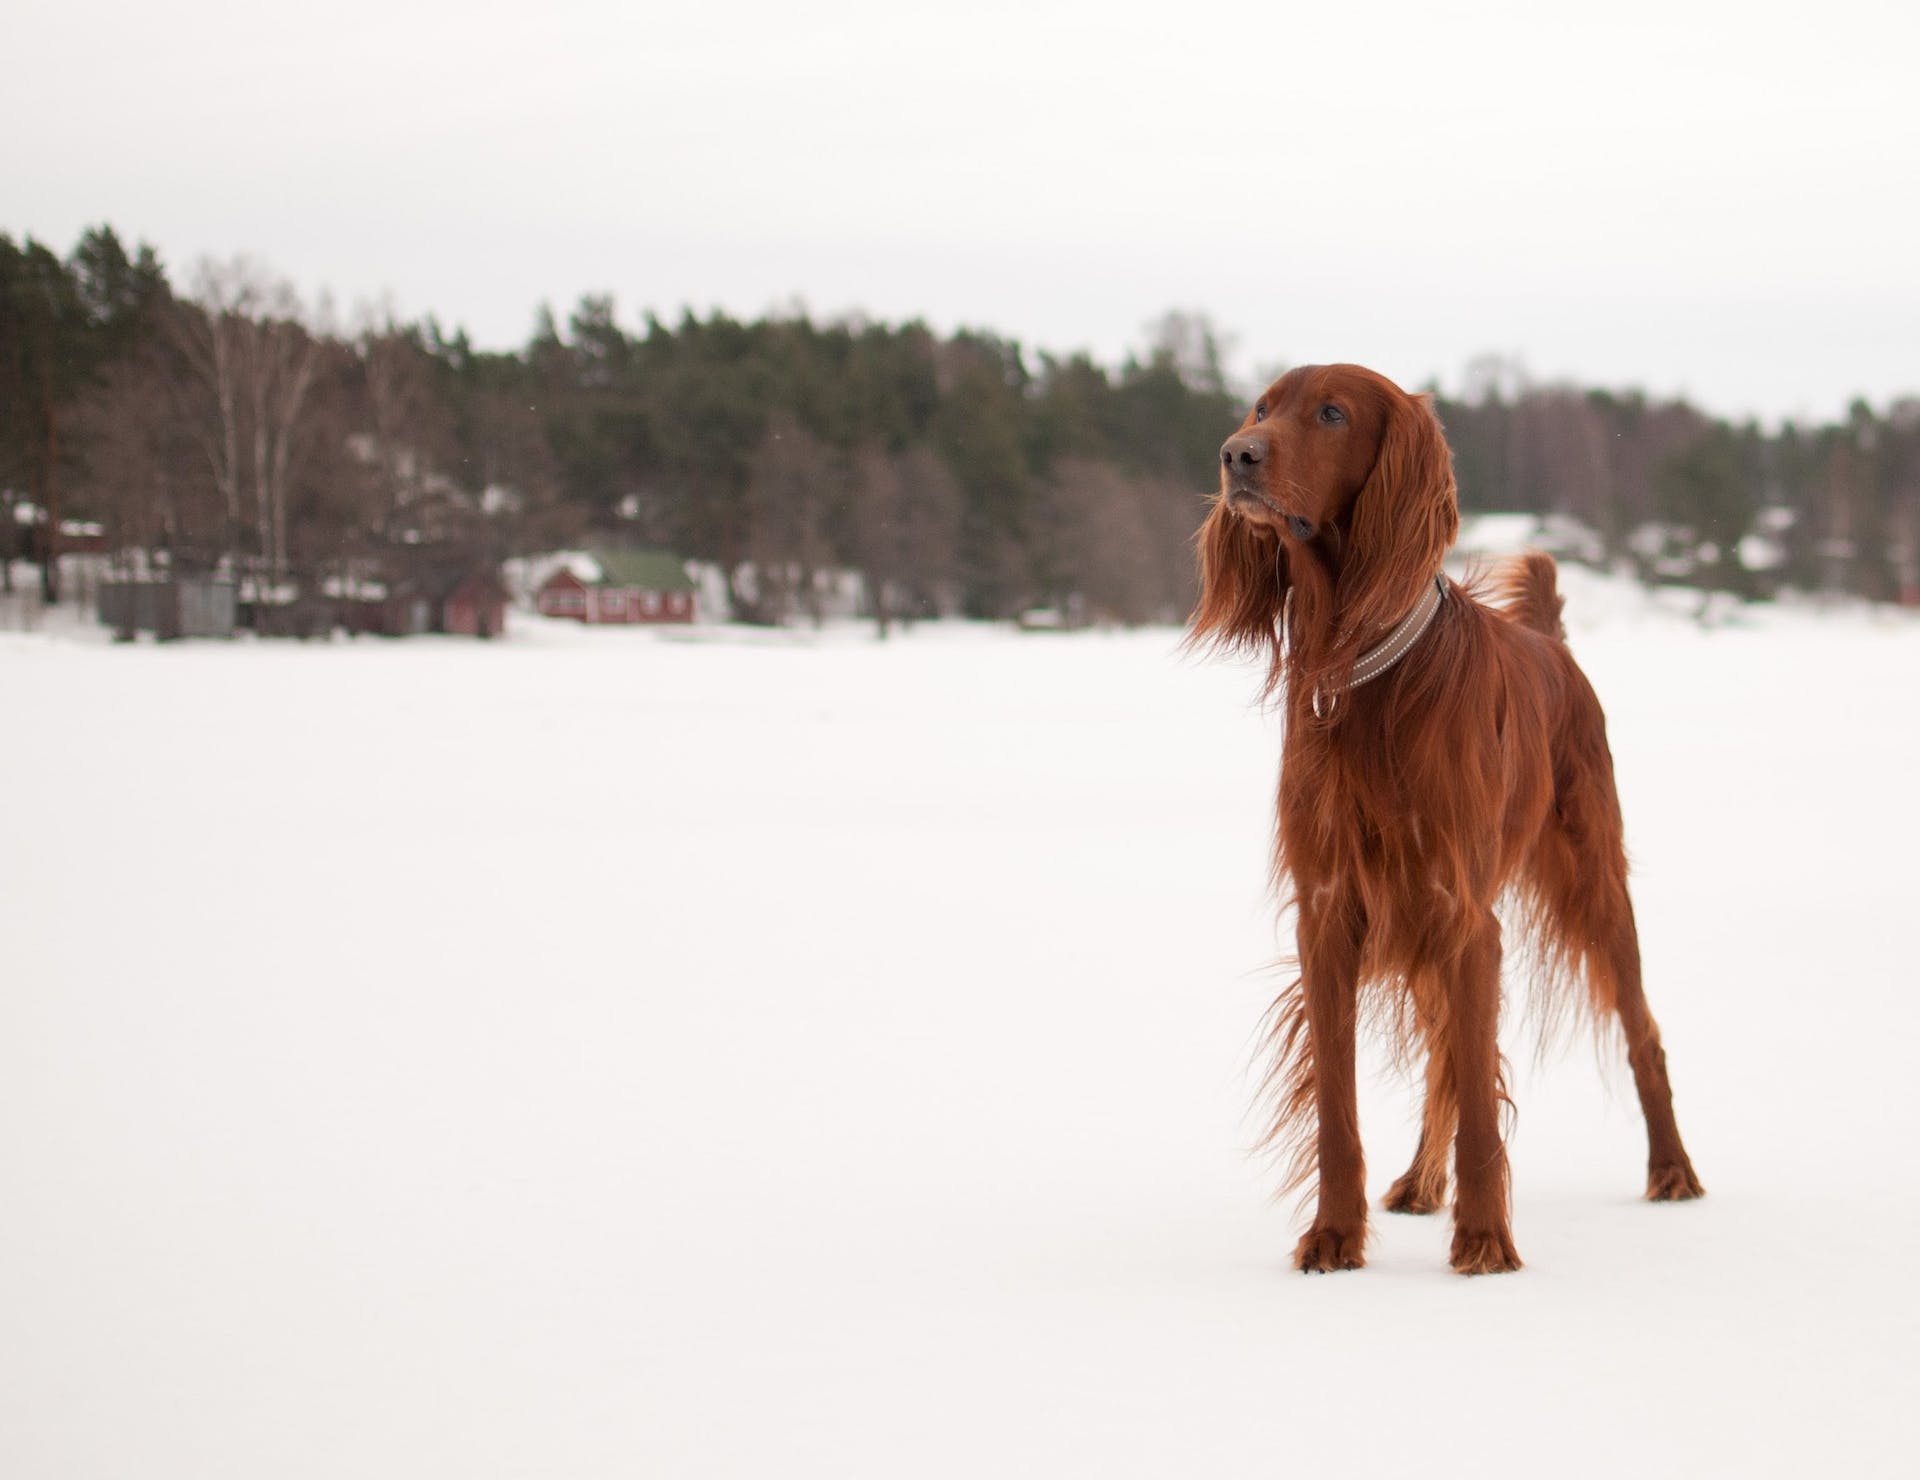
[{"xmin": 1189, "ymin": 363, "xmax": 1702, "ymax": 1275}]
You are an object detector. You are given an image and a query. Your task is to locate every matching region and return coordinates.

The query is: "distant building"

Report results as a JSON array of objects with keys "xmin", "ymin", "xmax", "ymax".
[
  {"xmin": 536, "ymin": 550, "xmax": 697, "ymax": 624},
  {"xmin": 342, "ymin": 560, "xmax": 509, "ymax": 638},
  {"xmin": 99, "ymin": 576, "xmax": 237, "ymax": 640},
  {"xmin": 444, "ymin": 570, "xmax": 510, "ymax": 637}
]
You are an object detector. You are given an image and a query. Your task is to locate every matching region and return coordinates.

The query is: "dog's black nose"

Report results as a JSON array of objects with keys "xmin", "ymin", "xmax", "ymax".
[{"xmin": 1220, "ymin": 434, "xmax": 1264, "ymax": 471}]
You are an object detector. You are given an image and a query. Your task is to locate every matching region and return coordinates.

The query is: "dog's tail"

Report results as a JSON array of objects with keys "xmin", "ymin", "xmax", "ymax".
[{"xmin": 1492, "ymin": 550, "xmax": 1566, "ymax": 640}]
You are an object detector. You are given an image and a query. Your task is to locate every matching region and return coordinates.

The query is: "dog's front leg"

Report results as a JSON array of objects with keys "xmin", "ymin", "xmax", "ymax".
[
  {"xmin": 1293, "ymin": 885, "xmax": 1368, "ymax": 1272},
  {"xmin": 1447, "ymin": 908, "xmax": 1522, "ymax": 1274}
]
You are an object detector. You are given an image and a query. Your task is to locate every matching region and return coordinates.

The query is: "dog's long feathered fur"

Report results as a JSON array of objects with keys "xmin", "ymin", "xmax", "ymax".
[{"xmin": 1188, "ymin": 364, "xmax": 1702, "ymax": 1275}]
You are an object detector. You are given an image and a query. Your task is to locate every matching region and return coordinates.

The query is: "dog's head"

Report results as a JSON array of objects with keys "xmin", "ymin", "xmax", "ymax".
[{"xmin": 1189, "ymin": 364, "xmax": 1459, "ymax": 692}]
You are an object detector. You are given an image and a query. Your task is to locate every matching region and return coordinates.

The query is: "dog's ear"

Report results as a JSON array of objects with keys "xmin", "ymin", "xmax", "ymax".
[
  {"xmin": 1187, "ymin": 495, "xmax": 1288, "ymax": 696},
  {"xmin": 1337, "ymin": 390, "xmax": 1458, "ymax": 641}
]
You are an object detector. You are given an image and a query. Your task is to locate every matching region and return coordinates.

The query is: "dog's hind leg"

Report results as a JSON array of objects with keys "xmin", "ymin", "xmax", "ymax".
[
  {"xmin": 1535, "ymin": 726, "xmax": 1704, "ymax": 1203},
  {"xmin": 1383, "ymin": 1030, "xmax": 1453, "ymax": 1215},
  {"xmin": 1588, "ymin": 887, "xmax": 1704, "ymax": 1201}
]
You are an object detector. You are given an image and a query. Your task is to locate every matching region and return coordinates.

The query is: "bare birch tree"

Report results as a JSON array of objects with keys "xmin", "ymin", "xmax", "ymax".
[
  {"xmin": 848, "ymin": 442, "xmax": 962, "ymax": 636},
  {"xmin": 169, "ymin": 259, "xmax": 319, "ymax": 593},
  {"xmin": 741, "ymin": 413, "xmax": 835, "ymax": 624},
  {"xmin": 355, "ymin": 310, "xmax": 455, "ymax": 529}
]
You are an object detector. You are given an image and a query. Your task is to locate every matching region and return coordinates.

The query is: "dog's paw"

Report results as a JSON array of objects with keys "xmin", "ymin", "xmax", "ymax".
[
  {"xmin": 1646, "ymin": 1162, "xmax": 1704, "ymax": 1201},
  {"xmin": 1382, "ymin": 1172, "xmax": 1446, "ymax": 1215},
  {"xmin": 1293, "ymin": 1225, "xmax": 1366, "ymax": 1273},
  {"xmin": 1449, "ymin": 1226, "xmax": 1523, "ymax": 1276}
]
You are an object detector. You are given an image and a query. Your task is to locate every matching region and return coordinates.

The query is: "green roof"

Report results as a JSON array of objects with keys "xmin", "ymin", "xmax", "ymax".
[{"xmin": 591, "ymin": 549, "xmax": 696, "ymax": 592}]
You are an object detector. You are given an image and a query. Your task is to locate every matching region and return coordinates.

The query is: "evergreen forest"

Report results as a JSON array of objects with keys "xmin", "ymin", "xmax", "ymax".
[{"xmin": 5, "ymin": 225, "xmax": 1916, "ymax": 624}]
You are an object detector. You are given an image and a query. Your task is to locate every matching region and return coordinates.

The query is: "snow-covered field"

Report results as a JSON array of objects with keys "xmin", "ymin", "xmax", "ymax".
[{"xmin": 3, "ymin": 585, "xmax": 1917, "ymax": 1478}]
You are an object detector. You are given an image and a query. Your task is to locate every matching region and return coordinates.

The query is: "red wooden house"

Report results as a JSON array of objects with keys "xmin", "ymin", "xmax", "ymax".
[{"xmin": 536, "ymin": 550, "xmax": 697, "ymax": 624}]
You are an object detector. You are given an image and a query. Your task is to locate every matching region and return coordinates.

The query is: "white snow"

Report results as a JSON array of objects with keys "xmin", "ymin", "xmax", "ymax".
[{"xmin": 2, "ymin": 591, "xmax": 1917, "ymax": 1478}]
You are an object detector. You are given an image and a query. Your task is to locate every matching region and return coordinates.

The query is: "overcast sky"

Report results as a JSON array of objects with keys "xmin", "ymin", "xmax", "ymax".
[{"xmin": 7, "ymin": 0, "xmax": 1916, "ymax": 424}]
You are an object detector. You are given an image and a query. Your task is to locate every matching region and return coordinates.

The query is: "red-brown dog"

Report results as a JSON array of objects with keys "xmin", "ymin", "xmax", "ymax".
[{"xmin": 1189, "ymin": 363, "xmax": 1702, "ymax": 1274}]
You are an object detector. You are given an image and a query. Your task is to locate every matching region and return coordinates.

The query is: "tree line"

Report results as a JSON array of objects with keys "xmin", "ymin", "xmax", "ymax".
[{"xmin": 4, "ymin": 224, "xmax": 1917, "ymax": 627}]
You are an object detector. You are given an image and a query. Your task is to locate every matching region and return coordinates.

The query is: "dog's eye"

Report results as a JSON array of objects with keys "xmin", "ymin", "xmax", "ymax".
[
  {"xmin": 1318, "ymin": 404, "xmax": 1345, "ymax": 425},
  {"xmin": 1254, "ymin": 403, "xmax": 1267, "ymax": 422}
]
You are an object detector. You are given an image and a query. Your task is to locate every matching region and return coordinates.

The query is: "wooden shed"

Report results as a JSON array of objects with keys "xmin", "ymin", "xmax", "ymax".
[
  {"xmin": 444, "ymin": 571, "xmax": 509, "ymax": 637},
  {"xmin": 345, "ymin": 561, "xmax": 508, "ymax": 638},
  {"xmin": 99, "ymin": 576, "xmax": 237, "ymax": 640}
]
